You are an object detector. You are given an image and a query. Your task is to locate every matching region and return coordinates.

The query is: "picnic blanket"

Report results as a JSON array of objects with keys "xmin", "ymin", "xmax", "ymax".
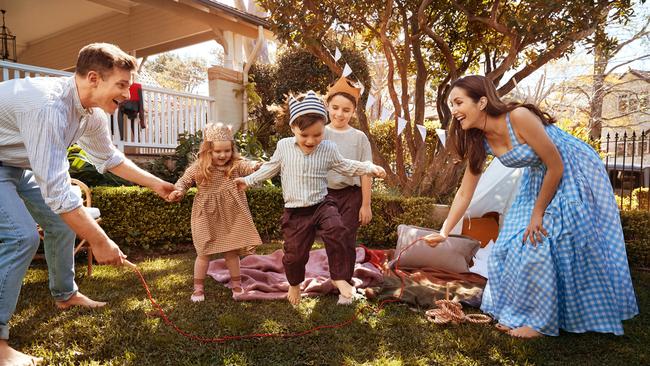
[
  {"xmin": 363, "ymin": 248, "xmax": 487, "ymax": 308},
  {"xmin": 206, "ymin": 247, "xmax": 384, "ymax": 301}
]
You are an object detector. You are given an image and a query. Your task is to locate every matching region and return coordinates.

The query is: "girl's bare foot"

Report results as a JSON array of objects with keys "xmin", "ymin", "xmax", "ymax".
[
  {"xmin": 55, "ymin": 292, "xmax": 106, "ymax": 310},
  {"xmin": 287, "ymin": 285, "xmax": 301, "ymax": 305},
  {"xmin": 495, "ymin": 323, "xmax": 511, "ymax": 332},
  {"xmin": 0, "ymin": 340, "xmax": 43, "ymax": 366},
  {"xmin": 508, "ymin": 326, "xmax": 543, "ymax": 339},
  {"xmin": 191, "ymin": 278, "xmax": 205, "ymax": 302}
]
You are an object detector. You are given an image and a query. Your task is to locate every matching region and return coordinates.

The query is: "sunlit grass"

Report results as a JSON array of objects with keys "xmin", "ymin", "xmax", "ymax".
[{"xmin": 9, "ymin": 247, "xmax": 649, "ymax": 365}]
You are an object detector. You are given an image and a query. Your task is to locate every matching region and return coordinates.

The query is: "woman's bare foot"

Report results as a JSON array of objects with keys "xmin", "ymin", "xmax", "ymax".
[
  {"xmin": 287, "ymin": 285, "xmax": 301, "ymax": 305},
  {"xmin": 55, "ymin": 292, "xmax": 107, "ymax": 310},
  {"xmin": 495, "ymin": 323, "xmax": 511, "ymax": 332},
  {"xmin": 508, "ymin": 326, "xmax": 543, "ymax": 339},
  {"xmin": 0, "ymin": 340, "xmax": 43, "ymax": 366}
]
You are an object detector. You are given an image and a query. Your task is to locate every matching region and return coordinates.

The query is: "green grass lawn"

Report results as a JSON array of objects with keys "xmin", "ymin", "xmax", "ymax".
[{"xmin": 10, "ymin": 243, "xmax": 650, "ymax": 366}]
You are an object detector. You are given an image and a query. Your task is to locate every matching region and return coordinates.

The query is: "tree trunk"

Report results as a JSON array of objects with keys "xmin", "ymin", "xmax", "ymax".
[{"xmin": 589, "ymin": 21, "xmax": 608, "ymax": 141}]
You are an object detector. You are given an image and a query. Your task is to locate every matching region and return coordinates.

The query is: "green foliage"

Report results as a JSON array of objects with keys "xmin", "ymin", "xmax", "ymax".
[
  {"xmin": 556, "ymin": 118, "xmax": 600, "ymax": 151},
  {"xmin": 147, "ymin": 131, "xmax": 203, "ymax": 183},
  {"xmin": 257, "ymin": 0, "xmax": 635, "ymax": 196},
  {"xmin": 94, "ymin": 186, "xmax": 650, "ymax": 268},
  {"xmin": 249, "ymin": 45, "xmax": 371, "ymax": 149},
  {"xmin": 143, "ymin": 53, "xmax": 207, "ymax": 93},
  {"xmin": 617, "ymin": 187, "xmax": 650, "ymax": 211},
  {"xmin": 67, "ymin": 145, "xmax": 130, "ymax": 187},
  {"xmin": 620, "ymin": 210, "xmax": 650, "ymax": 268}
]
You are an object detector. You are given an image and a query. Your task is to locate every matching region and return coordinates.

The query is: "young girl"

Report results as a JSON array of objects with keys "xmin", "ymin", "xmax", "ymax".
[
  {"xmin": 170, "ymin": 122, "xmax": 263, "ymax": 302},
  {"xmin": 324, "ymin": 77, "xmax": 374, "ymax": 294},
  {"xmin": 424, "ymin": 75, "xmax": 637, "ymax": 338}
]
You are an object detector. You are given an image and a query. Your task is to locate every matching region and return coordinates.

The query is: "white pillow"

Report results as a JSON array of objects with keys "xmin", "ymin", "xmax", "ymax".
[
  {"xmin": 391, "ymin": 224, "xmax": 480, "ymax": 273},
  {"xmin": 469, "ymin": 240, "xmax": 493, "ymax": 278}
]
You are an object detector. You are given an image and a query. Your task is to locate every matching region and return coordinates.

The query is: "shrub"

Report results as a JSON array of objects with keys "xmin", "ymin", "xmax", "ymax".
[
  {"xmin": 620, "ymin": 210, "xmax": 650, "ymax": 268},
  {"xmin": 92, "ymin": 186, "xmax": 650, "ymax": 267}
]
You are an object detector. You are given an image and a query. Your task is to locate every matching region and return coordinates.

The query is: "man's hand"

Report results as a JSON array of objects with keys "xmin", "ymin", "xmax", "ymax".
[
  {"xmin": 90, "ymin": 238, "xmax": 127, "ymax": 266},
  {"xmin": 234, "ymin": 177, "xmax": 248, "ymax": 191},
  {"xmin": 152, "ymin": 181, "xmax": 176, "ymax": 202}
]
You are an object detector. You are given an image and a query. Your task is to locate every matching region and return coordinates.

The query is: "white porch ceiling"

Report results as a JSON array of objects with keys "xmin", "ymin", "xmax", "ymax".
[{"xmin": 0, "ymin": 0, "xmax": 135, "ymax": 55}]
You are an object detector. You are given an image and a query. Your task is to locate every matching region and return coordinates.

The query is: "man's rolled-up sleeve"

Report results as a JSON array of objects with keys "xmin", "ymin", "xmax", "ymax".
[{"xmin": 77, "ymin": 112, "xmax": 125, "ymax": 173}]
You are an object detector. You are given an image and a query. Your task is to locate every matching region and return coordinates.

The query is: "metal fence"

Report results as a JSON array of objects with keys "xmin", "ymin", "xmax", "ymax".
[{"xmin": 602, "ymin": 131, "xmax": 649, "ymax": 211}]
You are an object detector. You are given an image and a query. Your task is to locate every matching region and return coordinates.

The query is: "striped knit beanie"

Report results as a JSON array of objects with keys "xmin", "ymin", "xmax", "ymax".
[{"xmin": 288, "ymin": 90, "xmax": 328, "ymax": 125}]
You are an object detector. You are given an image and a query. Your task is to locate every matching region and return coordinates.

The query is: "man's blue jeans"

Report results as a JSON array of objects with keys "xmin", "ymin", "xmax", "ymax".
[{"xmin": 0, "ymin": 166, "xmax": 77, "ymax": 340}]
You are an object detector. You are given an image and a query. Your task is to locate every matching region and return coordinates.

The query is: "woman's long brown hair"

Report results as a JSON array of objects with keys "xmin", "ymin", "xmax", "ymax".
[{"xmin": 448, "ymin": 75, "xmax": 556, "ymax": 175}]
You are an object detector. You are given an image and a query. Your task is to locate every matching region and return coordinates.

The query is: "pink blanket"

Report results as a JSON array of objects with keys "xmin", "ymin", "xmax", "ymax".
[{"xmin": 206, "ymin": 247, "xmax": 383, "ymax": 301}]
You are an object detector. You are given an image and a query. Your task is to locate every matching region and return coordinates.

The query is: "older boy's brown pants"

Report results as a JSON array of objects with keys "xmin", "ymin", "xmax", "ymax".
[
  {"xmin": 326, "ymin": 185, "xmax": 363, "ymax": 280},
  {"xmin": 281, "ymin": 198, "xmax": 351, "ymax": 286}
]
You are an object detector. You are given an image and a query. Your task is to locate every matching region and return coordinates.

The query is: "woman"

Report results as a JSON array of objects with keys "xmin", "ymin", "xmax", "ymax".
[{"xmin": 424, "ymin": 75, "xmax": 638, "ymax": 338}]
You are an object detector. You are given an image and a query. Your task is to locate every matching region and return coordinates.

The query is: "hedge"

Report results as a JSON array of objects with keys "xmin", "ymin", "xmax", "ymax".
[{"xmin": 92, "ymin": 186, "xmax": 650, "ymax": 268}]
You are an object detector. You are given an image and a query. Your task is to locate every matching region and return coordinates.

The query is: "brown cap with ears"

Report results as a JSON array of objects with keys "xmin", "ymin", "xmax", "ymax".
[{"xmin": 326, "ymin": 77, "xmax": 361, "ymax": 104}]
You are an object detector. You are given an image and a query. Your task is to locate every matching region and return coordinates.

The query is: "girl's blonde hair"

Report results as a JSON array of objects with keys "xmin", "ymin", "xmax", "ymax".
[{"xmin": 194, "ymin": 123, "xmax": 243, "ymax": 185}]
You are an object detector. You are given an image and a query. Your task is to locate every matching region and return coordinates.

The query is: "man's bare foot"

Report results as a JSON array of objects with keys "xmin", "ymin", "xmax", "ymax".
[
  {"xmin": 508, "ymin": 326, "xmax": 543, "ymax": 339},
  {"xmin": 55, "ymin": 292, "xmax": 107, "ymax": 310},
  {"xmin": 287, "ymin": 285, "xmax": 301, "ymax": 305},
  {"xmin": 333, "ymin": 279, "xmax": 353, "ymax": 298},
  {"xmin": 495, "ymin": 323, "xmax": 511, "ymax": 332},
  {"xmin": 0, "ymin": 340, "xmax": 43, "ymax": 366}
]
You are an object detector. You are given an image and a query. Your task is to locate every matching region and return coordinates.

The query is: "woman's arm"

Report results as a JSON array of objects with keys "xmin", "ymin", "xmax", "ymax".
[{"xmin": 424, "ymin": 164, "xmax": 481, "ymax": 245}]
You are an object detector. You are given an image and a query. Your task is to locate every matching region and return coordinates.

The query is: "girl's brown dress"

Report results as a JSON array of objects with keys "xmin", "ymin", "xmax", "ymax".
[{"xmin": 174, "ymin": 159, "xmax": 262, "ymax": 256}]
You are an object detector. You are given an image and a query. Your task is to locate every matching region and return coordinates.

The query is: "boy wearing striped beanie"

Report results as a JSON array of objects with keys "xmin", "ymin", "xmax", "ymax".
[{"xmin": 235, "ymin": 91, "xmax": 385, "ymax": 306}]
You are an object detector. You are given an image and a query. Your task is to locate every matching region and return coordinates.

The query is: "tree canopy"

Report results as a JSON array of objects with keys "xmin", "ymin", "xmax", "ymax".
[{"xmin": 257, "ymin": 0, "xmax": 636, "ymax": 195}]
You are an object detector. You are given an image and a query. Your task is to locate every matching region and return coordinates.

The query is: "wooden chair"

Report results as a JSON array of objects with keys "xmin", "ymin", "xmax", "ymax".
[
  {"xmin": 71, "ymin": 178, "xmax": 101, "ymax": 276},
  {"xmin": 36, "ymin": 178, "xmax": 101, "ymax": 276}
]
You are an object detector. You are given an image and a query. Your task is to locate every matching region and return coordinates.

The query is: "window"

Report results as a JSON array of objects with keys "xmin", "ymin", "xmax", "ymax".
[{"xmin": 618, "ymin": 92, "xmax": 650, "ymax": 113}]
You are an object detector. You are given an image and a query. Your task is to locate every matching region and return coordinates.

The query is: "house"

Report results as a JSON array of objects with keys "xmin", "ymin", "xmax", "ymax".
[{"xmin": 0, "ymin": 0, "xmax": 274, "ymax": 155}]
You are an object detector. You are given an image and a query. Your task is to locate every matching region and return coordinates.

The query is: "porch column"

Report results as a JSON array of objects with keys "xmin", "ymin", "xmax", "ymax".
[
  {"xmin": 208, "ymin": 65, "xmax": 243, "ymax": 131},
  {"xmin": 223, "ymin": 31, "xmax": 235, "ymax": 69}
]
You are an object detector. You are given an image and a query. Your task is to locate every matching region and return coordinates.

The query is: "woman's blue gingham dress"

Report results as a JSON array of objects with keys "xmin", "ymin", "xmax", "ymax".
[{"xmin": 480, "ymin": 113, "xmax": 638, "ymax": 336}]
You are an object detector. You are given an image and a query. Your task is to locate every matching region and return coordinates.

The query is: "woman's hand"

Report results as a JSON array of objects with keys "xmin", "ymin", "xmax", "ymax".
[
  {"xmin": 423, "ymin": 232, "xmax": 447, "ymax": 247},
  {"xmin": 523, "ymin": 212, "xmax": 548, "ymax": 245}
]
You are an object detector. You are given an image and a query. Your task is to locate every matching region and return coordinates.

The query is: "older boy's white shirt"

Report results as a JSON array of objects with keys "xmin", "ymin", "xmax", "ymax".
[
  {"xmin": 243, "ymin": 137, "xmax": 375, "ymax": 208},
  {"xmin": 0, "ymin": 76, "xmax": 125, "ymax": 214},
  {"xmin": 324, "ymin": 125, "xmax": 373, "ymax": 189}
]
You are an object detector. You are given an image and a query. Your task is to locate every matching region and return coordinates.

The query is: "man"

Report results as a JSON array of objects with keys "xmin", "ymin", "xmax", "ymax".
[{"xmin": 0, "ymin": 43, "xmax": 175, "ymax": 366}]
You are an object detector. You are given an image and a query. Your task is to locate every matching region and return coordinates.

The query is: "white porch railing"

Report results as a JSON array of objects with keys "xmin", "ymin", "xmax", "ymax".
[{"xmin": 0, "ymin": 60, "xmax": 215, "ymax": 155}]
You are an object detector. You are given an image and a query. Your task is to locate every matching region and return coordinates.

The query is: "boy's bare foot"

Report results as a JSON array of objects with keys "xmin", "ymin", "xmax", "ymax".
[
  {"xmin": 333, "ymin": 279, "xmax": 354, "ymax": 298},
  {"xmin": 190, "ymin": 289, "xmax": 205, "ymax": 303},
  {"xmin": 287, "ymin": 285, "xmax": 301, "ymax": 305},
  {"xmin": 0, "ymin": 340, "xmax": 43, "ymax": 366},
  {"xmin": 495, "ymin": 323, "xmax": 511, "ymax": 332},
  {"xmin": 55, "ymin": 292, "xmax": 106, "ymax": 310},
  {"xmin": 508, "ymin": 326, "xmax": 543, "ymax": 339}
]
